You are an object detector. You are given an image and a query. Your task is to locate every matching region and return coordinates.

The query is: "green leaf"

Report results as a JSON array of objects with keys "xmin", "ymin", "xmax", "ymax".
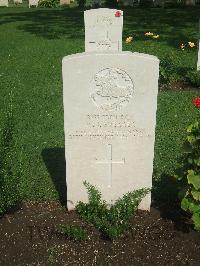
[
  {"xmin": 187, "ymin": 124, "xmax": 194, "ymax": 133},
  {"xmin": 181, "ymin": 197, "xmax": 200, "ymax": 213},
  {"xmin": 191, "ymin": 190, "xmax": 200, "ymax": 201},
  {"xmin": 187, "ymin": 121, "xmax": 200, "ymax": 133},
  {"xmin": 181, "ymin": 197, "xmax": 190, "ymax": 211},
  {"xmin": 187, "ymin": 170, "xmax": 200, "ymax": 190},
  {"xmin": 187, "ymin": 135, "xmax": 196, "ymax": 144},
  {"xmin": 192, "ymin": 212, "xmax": 200, "ymax": 231},
  {"xmin": 194, "ymin": 157, "xmax": 200, "ymax": 167},
  {"xmin": 188, "ymin": 157, "xmax": 193, "ymax": 164}
]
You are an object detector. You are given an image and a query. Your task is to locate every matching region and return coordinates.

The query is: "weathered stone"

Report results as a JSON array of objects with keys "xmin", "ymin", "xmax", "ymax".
[
  {"xmin": 62, "ymin": 51, "xmax": 159, "ymax": 211},
  {"xmin": 84, "ymin": 8, "xmax": 123, "ymax": 52}
]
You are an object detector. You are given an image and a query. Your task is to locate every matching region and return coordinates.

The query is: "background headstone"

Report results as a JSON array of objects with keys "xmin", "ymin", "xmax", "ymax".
[
  {"xmin": 14, "ymin": 0, "xmax": 22, "ymax": 3},
  {"xmin": 63, "ymin": 52, "xmax": 159, "ymax": 211},
  {"xmin": 29, "ymin": 0, "xmax": 38, "ymax": 7},
  {"xmin": 84, "ymin": 8, "xmax": 123, "ymax": 52},
  {"xmin": 0, "ymin": 0, "xmax": 8, "ymax": 6},
  {"xmin": 60, "ymin": 0, "xmax": 70, "ymax": 5}
]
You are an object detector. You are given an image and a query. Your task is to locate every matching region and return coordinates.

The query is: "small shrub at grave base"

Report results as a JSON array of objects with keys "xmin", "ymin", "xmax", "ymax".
[
  {"xmin": 187, "ymin": 70, "xmax": 200, "ymax": 88},
  {"xmin": 38, "ymin": 0, "xmax": 59, "ymax": 8},
  {"xmin": 174, "ymin": 119, "xmax": 200, "ymax": 231},
  {"xmin": 56, "ymin": 224, "xmax": 88, "ymax": 241},
  {"xmin": 0, "ymin": 96, "xmax": 21, "ymax": 216},
  {"xmin": 76, "ymin": 181, "xmax": 150, "ymax": 240}
]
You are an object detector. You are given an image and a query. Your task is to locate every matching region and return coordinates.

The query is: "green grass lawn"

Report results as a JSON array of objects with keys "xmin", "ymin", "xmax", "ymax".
[{"xmin": 0, "ymin": 6, "xmax": 199, "ymax": 203}]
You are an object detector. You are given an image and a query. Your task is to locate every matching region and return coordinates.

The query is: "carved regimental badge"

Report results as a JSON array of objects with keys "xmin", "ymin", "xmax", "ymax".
[{"xmin": 91, "ymin": 68, "xmax": 134, "ymax": 111}]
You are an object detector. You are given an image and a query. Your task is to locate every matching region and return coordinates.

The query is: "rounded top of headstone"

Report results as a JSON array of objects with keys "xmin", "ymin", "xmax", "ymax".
[{"xmin": 84, "ymin": 8, "xmax": 123, "ymax": 26}]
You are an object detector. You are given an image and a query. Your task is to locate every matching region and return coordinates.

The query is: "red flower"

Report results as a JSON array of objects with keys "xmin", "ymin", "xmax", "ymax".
[
  {"xmin": 192, "ymin": 97, "xmax": 200, "ymax": 108},
  {"xmin": 115, "ymin": 11, "xmax": 121, "ymax": 17}
]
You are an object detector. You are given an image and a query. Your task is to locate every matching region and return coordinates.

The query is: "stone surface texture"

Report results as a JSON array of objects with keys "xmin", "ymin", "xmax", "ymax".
[
  {"xmin": 84, "ymin": 8, "xmax": 123, "ymax": 52},
  {"xmin": 29, "ymin": 0, "xmax": 38, "ymax": 7},
  {"xmin": 0, "ymin": 0, "xmax": 8, "ymax": 6},
  {"xmin": 63, "ymin": 51, "xmax": 159, "ymax": 211},
  {"xmin": 60, "ymin": 0, "xmax": 70, "ymax": 5}
]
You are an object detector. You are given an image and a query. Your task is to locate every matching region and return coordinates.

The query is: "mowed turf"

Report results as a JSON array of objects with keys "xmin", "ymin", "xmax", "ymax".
[{"xmin": 0, "ymin": 7, "xmax": 199, "ymax": 201}]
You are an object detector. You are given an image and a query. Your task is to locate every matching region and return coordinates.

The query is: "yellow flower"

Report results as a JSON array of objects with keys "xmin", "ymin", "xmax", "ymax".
[
  {"xmin": 126, "ymin": 36, "xmax": 133, "ymax": 44},
  {"xmin": 188, "ymin": 42, "xmax": 195, "ymax": 48},
  {"xmin": 145, "ymin": 32, "xmax": 154, "ymax": 36},
  {"xmin": 152, "ymin": 34, "xmax": 159, "ymax": 39},
  {"xmin": 180, "ymin": 43, "xmax": 185, "ymax": 50}
]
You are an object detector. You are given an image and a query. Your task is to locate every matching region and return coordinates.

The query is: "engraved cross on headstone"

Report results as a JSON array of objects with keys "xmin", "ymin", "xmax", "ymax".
[{"xmin": 95, "ymin": 144, "xmax": 125, "ymax": 188}]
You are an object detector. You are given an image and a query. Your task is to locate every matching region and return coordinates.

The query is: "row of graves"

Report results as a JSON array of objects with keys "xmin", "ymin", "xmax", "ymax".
[
  {"xmin": 0, "ymin": 0, "xmax": 72, "ymax": 7},
  {"xmin": 63, "ymin": 8, "xmax": 159, "ymax": 210},
  {"xmin": 62, "ymin": 8, "xmax": 200, "ymax": 210}
]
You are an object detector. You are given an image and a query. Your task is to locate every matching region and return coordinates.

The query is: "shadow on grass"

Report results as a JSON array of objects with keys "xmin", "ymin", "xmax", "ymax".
[
  {"xmin": 152, "ymin": 172, "xmax": 191, "ymax": 232},
  {"xmin": 42, "ymin": 148, "xmax": 67, "ymax": 205},
  {"xmin": 0, "ymin": 7, "xmax": 199, "ymax": 45},
  {"xmin": 0, "ymin": 7, "xmax": 85, "ymax": 40}
]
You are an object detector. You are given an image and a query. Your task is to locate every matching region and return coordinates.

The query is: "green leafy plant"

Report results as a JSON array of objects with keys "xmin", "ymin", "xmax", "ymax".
[
  {"xmin": 0, "ymin": 94, "xmax": 21, "ymax": 216},
  {"xmin": 38, "ymin": 0, "xmax": 59, "ymax": 8},
  {"xmin": 56, "ymin": 224, "xmax": 88, "ymax": 241},
  {"xmin": 76, "ymin": 181, "xmax": 149, "ymax": 240},
  {"xmin": 187, "ymin": 70, "xmax": 200, "ymax": 88},
  {"xmin": 175, "ymin": 120, "xmax": 200, "ymax": 230}
]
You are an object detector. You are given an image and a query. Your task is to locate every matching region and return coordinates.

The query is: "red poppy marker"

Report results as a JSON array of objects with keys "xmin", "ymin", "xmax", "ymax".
[
  {"xmin": 115, "ymin": 11, "xmax": 121, "ymax": 17},
  {"xmin": 192, "ymin": 97, "xmax": 200, "ymax": 108}
]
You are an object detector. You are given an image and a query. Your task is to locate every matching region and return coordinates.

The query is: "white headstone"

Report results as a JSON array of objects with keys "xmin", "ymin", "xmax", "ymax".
[
  {"xmin": 14, "ymin": 0, "xmax": 22, "ymax": 3},
  {"xmin": 29, "ymin": 0, "xmax": 38, "ymax": 7},
  {"xmin": 0, "ymin": 0, "xmax": 8, "ymax": 6},
  {"xmin": 84, "ymin": 9, "xmax": 123, "ymax": 52},
  {"xmin": 63, "ymin": 51, "xmax": 159, "ymax": 211}
]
